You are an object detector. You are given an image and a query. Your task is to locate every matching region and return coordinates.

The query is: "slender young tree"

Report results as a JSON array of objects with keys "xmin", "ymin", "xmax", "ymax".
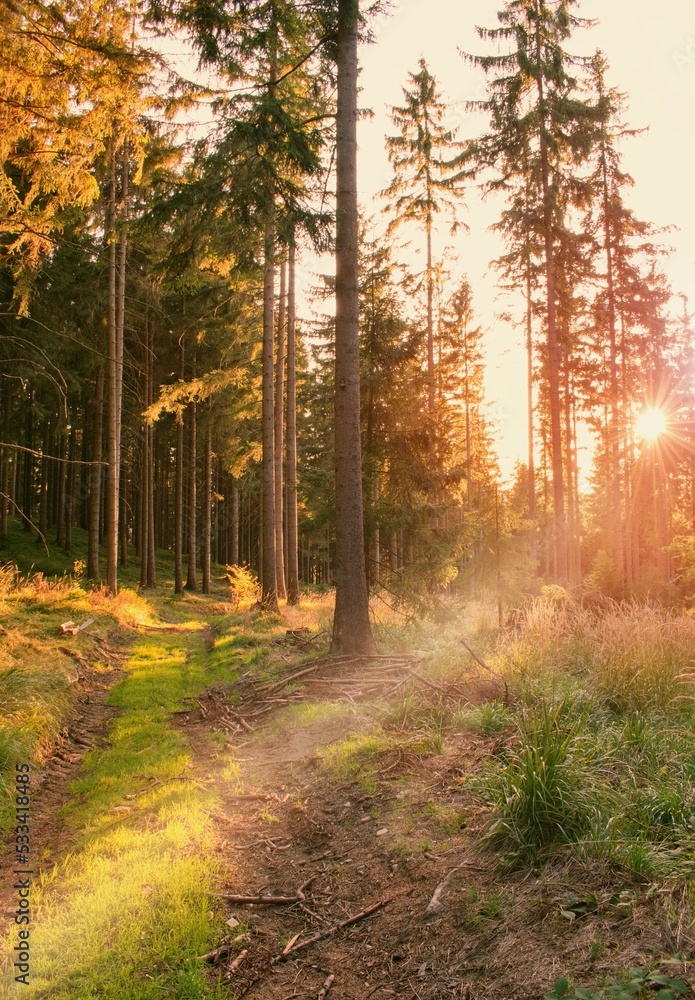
[
  {"xmin": 383, "ymin": 60, "xmax": 465, "ymax": 416},
  {"xmin": 274, "ymin": 255, "xmax": 288, "ymax": 599},
  {"xmin": 186, "ymin": 397, "xmax": 198, "ymax": 591},
  {"xmin": 174, "ymin": 333, "xmax": 185, "ymax": 593},
  {"xmin": 87, "ymin": 365, "xmax": 104, "ymax": 581},
  {"xmin": 286, "ymin": 241, "xmax": 301, "ymax": 604}
]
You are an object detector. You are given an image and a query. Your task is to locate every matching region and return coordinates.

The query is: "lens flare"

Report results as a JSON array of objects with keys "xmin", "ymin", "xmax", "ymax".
[{"xmin": 635, "ymin": 406, "xmax": 667, "ymax": 442}]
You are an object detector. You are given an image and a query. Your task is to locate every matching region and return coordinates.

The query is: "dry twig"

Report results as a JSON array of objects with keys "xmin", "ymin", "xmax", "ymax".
[{"xmin": 271, "ymin": 899, "xmax": 390, "ymax": 964}]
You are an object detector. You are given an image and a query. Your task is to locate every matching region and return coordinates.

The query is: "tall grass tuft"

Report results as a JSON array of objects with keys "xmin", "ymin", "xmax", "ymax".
[{"xmin": 484, "ymin": 699, "xmax": 608, "ymax": 860}]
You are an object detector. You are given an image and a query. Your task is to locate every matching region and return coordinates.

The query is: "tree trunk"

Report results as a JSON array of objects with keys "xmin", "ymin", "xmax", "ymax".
[
  {"xmin": 146, "ymin": 321, "xmax": 156, "ymax": 587},
  {"xmin": 139, "ymin": 428, "xmax": 148, "ymax": 587},
  {"xmin": 599, "ymin": 116, "xmax": 624, "ymax": 585},
  {"xmin": 174, "ymin": 334, "xmax": 185, "ymax": 593},
  {"xmin": 38, "ymin": 418, "xmax": 49, "ymax": 543},
  {"xmin": 22, "ymin": 384, "xmax": 34, "ymax": 533},
  {"xmin": 535, "ymin": 34, "xmax": 567, "ymax": 585},
  {"xmin": 65, "ymin": 416, "xmax": 76, "ymax": 552},
  {"xmin": 274, "ymin": 255, "xmax": 287, "ymax": 599},
  {"xmin": 202, "ymin": 415, "xmax": 212, "ymax": 594},
  {"xmin": 261, "ymin": 205, "xmax": 278, "ymax": 609},
  {"xmin": 331, "ymin": 0, "xmax": 376, "ymax": 655},
  {"xmin": 525, "ymin": 256, "xmax": 537, "ymax": 564},
  {"xmin": 56, "ymin": 429, "xmax": 66, "ymax": 546},
  {"xmin": 426, "ymin": 224, "xmax": 435, "ymax": 415},
  {"xmin": 230, "ymin": 475, "xmax": 239, "ymax": 566},
  {"xmin": 286, "ymin": 242, "xmax": 300, "ymax": 604},
  {"xmin": 119, "ymin": 449, "xmax": 128, "ymax": 566},
  {"xmin": 88, "ymin": 366, "xmax": 104, "ymax": 581},
  {"xmin": 185, "ymin": 400, "xmax": 197, "ymax": 590},
  {"xmin": 106, "ymin": 136, "xmax": 126, "ymax": 594}
]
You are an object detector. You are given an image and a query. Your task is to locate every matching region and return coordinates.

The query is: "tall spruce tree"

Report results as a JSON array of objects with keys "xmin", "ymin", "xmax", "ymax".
[
  {"xmin": 383, "ymin": 60, "xmax": 465, "ymax": 416},
  {"xmin": 465, "ymin": 0, "xmax": 599, "ymax": 584}
]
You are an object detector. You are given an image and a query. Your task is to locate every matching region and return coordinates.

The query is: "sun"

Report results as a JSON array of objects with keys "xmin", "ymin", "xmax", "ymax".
[{"xmin": 635, "ymin": 406, "xmax": 667, "ymax": 442}]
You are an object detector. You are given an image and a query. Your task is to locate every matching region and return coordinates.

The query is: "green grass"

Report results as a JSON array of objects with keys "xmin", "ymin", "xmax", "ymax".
[
  {"xmin": 473, "ymin": 598, "xmax": 695, "ymax": 880},
  {"xmin": 321, "ymin": 728, "xmax": 444, "ymax": 792},
  {"xmin": 0, "ymin": 567, "xmax": 251, "ymax": 998}
]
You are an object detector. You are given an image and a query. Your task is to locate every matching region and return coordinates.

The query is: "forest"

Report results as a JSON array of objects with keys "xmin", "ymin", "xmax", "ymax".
[{"xmin": 1, "ymin": 0, "xmax": 695, "ymax": 998}]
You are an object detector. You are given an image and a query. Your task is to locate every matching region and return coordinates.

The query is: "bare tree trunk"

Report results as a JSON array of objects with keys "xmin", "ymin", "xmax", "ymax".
[
  {"xmin": 274, "ymin": 255, "xmax": 287, "ymax": 599},
  {"xmin": 65, "ymin": 416, "xmax": 76, "ymax": 551},
  {"xmin": 174, "ymin": 334, "xmax": 184, "ymax": 593},
  {"xmin": 202, "ymin": 415, "xmax": 212, "ymax": 594},
  {"xmin": 535, "ymin": 37, "xmax": 567, "ymax": 585},
  {"xmin": 525, "ymin": 259, "xmax": 537, "ymax": 564},
  {"xmin": 146, "ymin": 321, "xmax": 156, "ymax": 587},
  {"xmin": 331, "ymin": 0, "xmax": 375, "ymax": 656},
  {"xmin": 140, "ymin": 325, "xmax": 150, "ymax": 588},
  {"xmin": 600, "ymin": 111, "xmax": 624, "ymax": 584},
  {"xmin": 119, "ymin": 451, "xmax": 128, "ymax": 565},
  {"xmin": 564, "ymin": 361, "xmax": 577, "ymax": 587},
  {"xmin": 22, "ymin": 384, "xmax": 34, "ymax": 533},
  {"xmin": 38, "ymin": 418, "xmax": 49, "ymax": 543},
  {"xmin": 230, "ymin": 475, "xmax": 239, "ymax": 566},
  {"xmin": 106, "ymin": 137, "xmax": 127, "ymax": 594},
  {"xmin": 185, "ymin": 399, "xmax": 197, "ymax": 591},
  {"xmin": 139, "ymin": 439, "xmax": 148, "ymax": 587},
  {"xmin": 56, "ymin": 429, "xmax": 66, "ymax": 547},
  {"xmin": 426, "ymin": 224, "xmax": 435, "ymax": 415},
  {"xmin": 286, "ymin": 242, "xmax": 300, "ymax": 604},
  {"xmin": 88, "ymin": 366, "xmax": 104, "ymax": 580},
  {"xmin": 261, "ymin": 204, "xmax": 278, "ymax": 609}
]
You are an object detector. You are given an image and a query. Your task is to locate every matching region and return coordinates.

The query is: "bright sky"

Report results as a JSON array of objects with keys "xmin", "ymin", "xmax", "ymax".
[{"xmin": 348, "ymin": 0, "xmax": 695, "ymax": 481}]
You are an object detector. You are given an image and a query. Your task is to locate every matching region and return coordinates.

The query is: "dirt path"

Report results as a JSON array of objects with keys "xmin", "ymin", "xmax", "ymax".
[
  {"xmin": 176, "ymin": 655, "xmax": 529, "ymax": 1000},
  {"xmin": 1, "ymin": 606, "xmax": 682, "ymax": 1000}
]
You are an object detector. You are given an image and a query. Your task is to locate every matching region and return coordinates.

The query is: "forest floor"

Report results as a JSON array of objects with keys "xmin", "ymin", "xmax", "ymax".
[{"xmin": 0, "ymin": 543, "xmax": 694, "ymax": 998}]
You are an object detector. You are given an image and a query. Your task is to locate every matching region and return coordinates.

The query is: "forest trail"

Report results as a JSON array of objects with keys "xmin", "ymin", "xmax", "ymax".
[{"xmin": 1, "ymin": 592, "xmax": 688, "ymax": 1000}]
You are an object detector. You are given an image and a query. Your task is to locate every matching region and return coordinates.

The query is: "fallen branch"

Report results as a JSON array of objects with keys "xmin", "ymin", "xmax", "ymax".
[
  {"xmin": 198, "ymin": 942, "xmax": 232, "ymax": 963},
  {"xmin": 217, "ymin": 876, "xmax": 316, "ymax": 906},
  {"xmin": 406, "ymin": 667, "xmax": 460, "ymax": 701},
  {"xmin": 259, "ymin": 655, "xmax": 359, "ymax": 694},
  {"xmin": 227, "ymin": 948, "xmax": 248, "ymax": 974},
  {"xmin": 216, "ymin": 893, "xmax": 301, "ymax": 905},
  {"xmin": 271, "ymin": 898, "xmax": 390, "ymax": 964},
  {"xmin": 59, "ymin": 617, "xmax": 95, "ymax": 636},
  {"xmin": 459, "ymin": 637, "xmax": 495, "ymax": 674},
  {"xmin": 225, "ymin": 710, "xmax": 254, "ymax": 733},
  {"xmin": 423, "ymin": 862, "xmax": 468, "ymax": 918}
]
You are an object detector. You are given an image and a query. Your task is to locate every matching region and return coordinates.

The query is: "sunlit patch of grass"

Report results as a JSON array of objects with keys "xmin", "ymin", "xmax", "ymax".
[
  {"xmin": 281, "ymin": 699, "xmax": 355, "ymax": 729},
  {"xmin": 220, "ymin": 756, "xmax": 241, "ymax": 786},
  {"xmin": 1, "ymin": 788, "xmax": 225, "ymax": 999},
  {"xmin": 321, "ymin": 728, "xmax": 443, "ymax": 791},
  {"xmin": 0, "ymin": 608, "xmax": 246, "ymax": 998}
]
